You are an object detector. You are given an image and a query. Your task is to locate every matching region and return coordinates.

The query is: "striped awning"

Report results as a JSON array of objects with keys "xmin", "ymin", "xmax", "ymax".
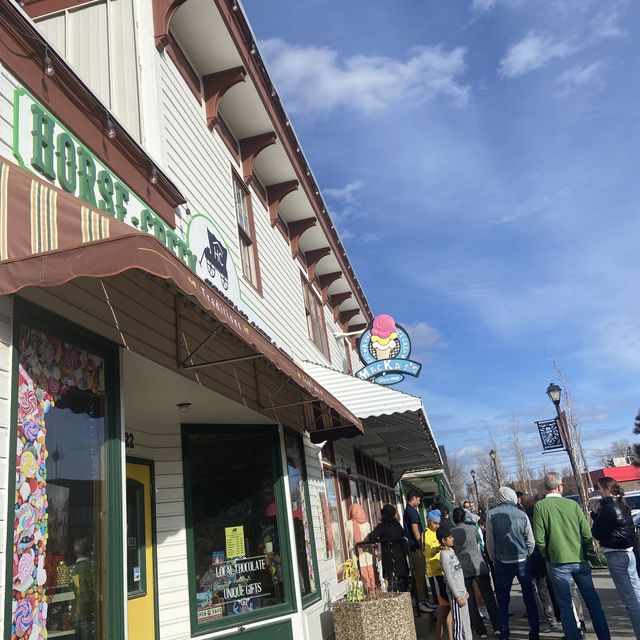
[{"xmin": 0, "ymin": 156, "xmax": 362, "ymax": 433}]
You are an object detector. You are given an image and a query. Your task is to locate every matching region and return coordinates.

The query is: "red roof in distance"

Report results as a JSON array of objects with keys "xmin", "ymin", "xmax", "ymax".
[{"xmin": 590, "ymin": 464, "xmax": 640, "ymax": 484}]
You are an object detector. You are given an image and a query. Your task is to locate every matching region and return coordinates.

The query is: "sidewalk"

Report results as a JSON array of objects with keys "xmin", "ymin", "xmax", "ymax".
[{"xmin": 414, "ymin": 569, "xmax": 632, "ymax": 639}]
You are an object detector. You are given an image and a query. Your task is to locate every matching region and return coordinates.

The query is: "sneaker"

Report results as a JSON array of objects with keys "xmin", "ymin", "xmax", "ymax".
[
  {"xmin": 544, "ymin": 621, "xmax": 560, "ymax": 633},
  {"xmin": 419, "ymin": 601, "xmax": 438, "ymax": 613},
  {"xmin": 480, "ymin": 635, "xmax": 488, "ymax": 639}
]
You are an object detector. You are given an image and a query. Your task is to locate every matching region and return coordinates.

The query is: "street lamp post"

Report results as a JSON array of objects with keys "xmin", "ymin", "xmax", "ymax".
[
  {"xmin": 470, "ymin": 469, "xmax": 479, "ymax": 509},
  {"xmin": 489, "ymin": 449, "xmax": 502, "ymax": 488},
  {"xmin": 546, "ymin": 382, "xmax": 588, "ymax": 511}
]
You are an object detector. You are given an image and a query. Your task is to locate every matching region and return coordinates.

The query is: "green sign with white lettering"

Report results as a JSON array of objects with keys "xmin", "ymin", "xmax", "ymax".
[{"xmin": 12, "ymin": 87, "xmax": 196, "ymax": 269}]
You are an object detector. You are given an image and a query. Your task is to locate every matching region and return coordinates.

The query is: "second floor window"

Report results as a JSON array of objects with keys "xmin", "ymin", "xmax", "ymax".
[
  {"xmin": 302, "ymin": 279, "xmax": 330, "ymax": 360},
  {"xmin": 233, "ymin": 178, "xmax": 259, "ymax": 288}
]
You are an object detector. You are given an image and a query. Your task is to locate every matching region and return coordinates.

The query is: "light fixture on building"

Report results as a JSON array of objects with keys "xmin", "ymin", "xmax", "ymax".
[
  {"xmin": 232, "ymin": 0, "xmax": 239, "ymax": 10},
  {"xmin": 43, "ymin": 46, "xmax": 54, "ymax": 77},
  {"xmin": 150, "ymin": 165, "xmax": 158, "ymax": 185},
  {"xmin": 105, "ymin": 111, "xmax": 116, "ymax": 140},
  {"xmin": 271, "ymin": 88, "xmax": 276, "ymax": 97},
  {"xmin": 176, "ymin": 402, "xmax": 192, "ymax": 413},
  {"xmin": 250, "ymin": 43, "xmax": 257, "ymax": 55}
]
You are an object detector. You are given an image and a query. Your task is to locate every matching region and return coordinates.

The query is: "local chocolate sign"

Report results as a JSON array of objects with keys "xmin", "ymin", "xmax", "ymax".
[{"xmin": 12, "ymin": 86, "xmax": 197, "ymax": 269}]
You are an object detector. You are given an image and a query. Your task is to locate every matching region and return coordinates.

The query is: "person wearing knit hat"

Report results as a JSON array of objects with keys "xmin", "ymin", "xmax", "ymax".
[
  {"xmin": 487, "ymin": 486, "xmax": 539, "ymax": 640},
  {"xmin": 424, "ymin": 508, "xmax": 452, "ymax": 639},
  {"xmin": 439, "ymin": 521, "xmax": 473, "ymax": 639}
]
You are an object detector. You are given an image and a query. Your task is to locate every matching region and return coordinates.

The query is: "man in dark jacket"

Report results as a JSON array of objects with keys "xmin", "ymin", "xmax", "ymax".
[
  {"xmin": 592, "ymin": 477, "xmax": 640, "ymax": 638},
  {"xmin": 368, "ymin": 504, "xmax": 410, "ymax": 592},
  {"xmin": 451, "ymin": 507, "xmax": 498, "ymax": 638}
]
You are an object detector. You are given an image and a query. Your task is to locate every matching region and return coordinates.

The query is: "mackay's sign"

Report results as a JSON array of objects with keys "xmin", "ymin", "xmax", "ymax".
[
  {"xmin": 12, "ymin": 87, "xmax": 197, "ymax": 270},
  {"xmin": 356, "ymin": 314, "xmax": 422, "ymax": 385}
]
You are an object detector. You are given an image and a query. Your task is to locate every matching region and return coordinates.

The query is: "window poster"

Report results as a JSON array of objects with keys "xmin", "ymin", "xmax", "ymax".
[
  {"xmin": 318, "ymin": 490, "xmax": 334, "ymax": 559},
  {"xmin": 225, "ymin": 526, "xmax": 246, "ymax": 560}
]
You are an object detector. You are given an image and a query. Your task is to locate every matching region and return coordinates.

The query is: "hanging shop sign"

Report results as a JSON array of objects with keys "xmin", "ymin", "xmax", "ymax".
[
  {"xmin": 186, "ymin": 214, "xmax": 241, "ymax": 306},
  {"xmin": 535, "ymin": 418, "xmax": 565, "ymax": 452},
  {"xmin": 12, "ymin": 86, "xmax": 196, "ymax": 269},
  {"xmin": 355, "ymin": 314, "xmax": 421, "ymax": 385}
]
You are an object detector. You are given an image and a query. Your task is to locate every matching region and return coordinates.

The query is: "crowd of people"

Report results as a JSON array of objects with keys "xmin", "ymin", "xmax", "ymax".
[{"xmin": 349, "ymin": 471, "xmax": 640, "ymax": 640}]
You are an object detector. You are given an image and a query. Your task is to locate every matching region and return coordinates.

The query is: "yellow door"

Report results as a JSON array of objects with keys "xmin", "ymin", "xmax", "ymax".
[{"xmin": 126, "ymin": 462, "xmax": 156, "ymax": 640}]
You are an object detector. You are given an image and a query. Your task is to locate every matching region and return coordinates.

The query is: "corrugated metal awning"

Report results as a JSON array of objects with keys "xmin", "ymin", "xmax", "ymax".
[{"xmin": 302, "ymin": 361, "xmax": 443, "ymax": 483}]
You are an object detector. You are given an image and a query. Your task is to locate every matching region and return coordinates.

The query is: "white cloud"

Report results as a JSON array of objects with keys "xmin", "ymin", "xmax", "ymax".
[
  {"xmin": 557, "ymin": 62, "xmax": 602, "ymax": 94},
  {"xmin": 325, "ymin": 180, "xmax": 364, "ymax": 204},
  {"xmin": 471, "ymin": 0, "xmax": 497, "ymax": 10},
  {"xmin": 499, "ymin": 31, "xmax": 573, "ymax": 78},
  {"xmin": 589, "ymin": 2, "xmax": 628, "ymax": 40},
  {"xmin": 260, "ymin": 39, "xmax": 469, "ymax": 116},
  {"xmin": 402, "ymin": 321, "xmax": 448, "ymax": 350}
]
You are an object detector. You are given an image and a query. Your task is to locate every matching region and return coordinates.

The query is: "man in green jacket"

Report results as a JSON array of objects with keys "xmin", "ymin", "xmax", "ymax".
[{"xmin": 533, "ymin": 472, "xmax": 610, "ymax": 640}]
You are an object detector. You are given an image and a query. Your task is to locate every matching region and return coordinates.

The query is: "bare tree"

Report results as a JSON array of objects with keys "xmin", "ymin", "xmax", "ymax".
[
  {"xmin": 633, "ymin": 409, "xmax": 640, "ymax": 467},
  {"xmin": 512, "ymin": 415, "xmax": 533, "ymax": 494},
  {"xmin": 446, "ymin": 455, "xmax": 467, "ymax": 503},
  {"xmin": 594, "ymin": 439, "xmax": 633, "ymax": 467}
]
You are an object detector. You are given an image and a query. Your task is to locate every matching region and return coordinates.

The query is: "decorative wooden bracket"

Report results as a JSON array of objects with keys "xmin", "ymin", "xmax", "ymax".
[
  {"xmin": 340, "ymin": 308, "xmax": 361, "ymax": 328},
  {"xmin": 329, "ymin": 292, "xmax": 353, "ymax": 322},
  {"xmin": 266, "ymin": 180, "xmax": 299, "ymax": 226},
  {"xmin": 317, "ymin": 271, "xmax": 343, "ymax": 303},
  {"xmin": 153, "ymin": 0, "xmax": 188, "ymax": 52},
  {"xmin": 289, "ymin": 217, "xmax": 317, "ymax": 258},
  {"xmin": 304, "ymin": 248, "xmax": 331, "ymax": 282},
  {"xmin": 349, "ymin": 323, "xmax": 368, "ymax": 333},
  {"xmin": 239, "ymin": 132, "xmax": 277, "ymax": 183},
  {"xmin": 203, "ymin": 66, "xmax": 246, "ymax": 129}
]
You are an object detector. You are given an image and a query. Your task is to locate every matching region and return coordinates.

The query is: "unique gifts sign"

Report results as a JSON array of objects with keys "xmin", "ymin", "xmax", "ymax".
[
  {"xmin": 356, "ymin": 314, "xmax": 422, "ymax": 385},
  {"xmin": 12, "ymin": 86, "xmax": 197, "ymax": 269}
]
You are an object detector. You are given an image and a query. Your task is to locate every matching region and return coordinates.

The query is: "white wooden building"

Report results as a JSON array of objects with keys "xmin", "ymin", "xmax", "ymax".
[{"xmin": 0, "ymin": 1, "xmax": 445, "ymax": 639}]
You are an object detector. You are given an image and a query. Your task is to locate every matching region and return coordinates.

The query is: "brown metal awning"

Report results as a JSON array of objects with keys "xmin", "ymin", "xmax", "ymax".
[{"xmin": 0, "ymin": 156, "xmax": 362, "ymax": 433}]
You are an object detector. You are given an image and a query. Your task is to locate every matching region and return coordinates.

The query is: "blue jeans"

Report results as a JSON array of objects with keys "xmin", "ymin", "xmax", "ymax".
[
  {"xmin": 606, "ymin": 549, "xmax": 640, "ymax": 639},
  {"xmin": 494, "ymin": 559, "xmax": 540, "ymax": 639},
  {"xmin": 548, "ymin": 561, "xmax": 611, "ymax": 640}
]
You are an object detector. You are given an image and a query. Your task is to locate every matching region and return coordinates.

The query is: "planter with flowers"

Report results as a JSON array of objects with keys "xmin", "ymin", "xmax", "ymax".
[{"xmin": 332, "ymin": 557, "xmax": 416, "ymax": 640}]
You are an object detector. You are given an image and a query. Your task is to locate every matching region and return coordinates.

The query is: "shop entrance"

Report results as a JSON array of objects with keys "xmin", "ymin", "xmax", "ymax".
[{"xmin": 126, "ymin": 460, "xmax": 157, "ymax": 640}]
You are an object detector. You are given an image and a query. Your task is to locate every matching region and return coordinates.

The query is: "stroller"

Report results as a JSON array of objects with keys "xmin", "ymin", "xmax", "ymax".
[{"xmin": 199, "ymin": 229, "xmax": 229, "ymax": 290}]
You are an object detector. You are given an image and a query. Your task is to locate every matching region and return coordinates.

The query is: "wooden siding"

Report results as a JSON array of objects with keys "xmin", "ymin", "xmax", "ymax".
[
  {"xmin": 158, "ymin": 53, "xmax": 358, "ymax": 373},
  {"xmin": 0, "ymin": 296, "xmax": 12, "ymax": 637}
]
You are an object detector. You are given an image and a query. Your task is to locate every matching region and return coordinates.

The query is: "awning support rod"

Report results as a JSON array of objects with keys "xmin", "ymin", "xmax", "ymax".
[
  {"xmin": 266, "ymin": 398, "xmax": 317, "ymax": 411},
  {"xmin": 179, "ymin": 326, "xmax": 222, "ymax": 367},
  {"xmin": 182, "ymin": 353, "xmax": 264, "ymax": 370}
]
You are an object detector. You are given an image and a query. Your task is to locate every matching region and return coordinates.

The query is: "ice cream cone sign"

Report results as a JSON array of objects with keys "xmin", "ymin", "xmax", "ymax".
[{"xmin": 356, "ymin": 314, "xmax": 422, "ymax": 386}]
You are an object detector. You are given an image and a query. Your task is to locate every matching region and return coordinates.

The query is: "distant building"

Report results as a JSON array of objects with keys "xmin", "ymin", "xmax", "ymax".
[{"xmin": 590, "ymin": 464, "xmax": 640, "ymax": 492}]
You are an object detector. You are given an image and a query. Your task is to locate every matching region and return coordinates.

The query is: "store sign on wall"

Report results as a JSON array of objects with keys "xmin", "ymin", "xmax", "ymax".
[
  {"xmin": 11, "ymin": 86, "xmax": 197, "ymax": 269},
  {"xmin": 356, "ymin": 314, "xmax": 422, "ymax": 385},
  {"xmin": 186, "ymin": 214, "xmax": 241, "ymax": 307}
]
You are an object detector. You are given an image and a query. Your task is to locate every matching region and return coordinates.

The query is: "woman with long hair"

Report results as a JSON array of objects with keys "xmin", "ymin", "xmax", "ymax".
[{"xmin": 592, "ymin": 476, "xmax": 640, "ymax": 638}]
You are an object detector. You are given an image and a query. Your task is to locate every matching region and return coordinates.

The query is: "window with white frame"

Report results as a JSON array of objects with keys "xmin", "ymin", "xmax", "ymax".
[{"xmin": 233, "ymin": 177, "xmax": 259, "ymax": 288}]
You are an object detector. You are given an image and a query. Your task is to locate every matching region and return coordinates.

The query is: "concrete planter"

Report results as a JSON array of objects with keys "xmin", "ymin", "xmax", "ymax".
[{"xmin": 332, "ymin": 592, "xmax": 416, "ymax": 640}]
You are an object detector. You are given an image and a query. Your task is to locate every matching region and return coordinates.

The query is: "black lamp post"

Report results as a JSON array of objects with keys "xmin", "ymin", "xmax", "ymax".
[
  {"xmin": 470, "ymin": 469, "xmax": 479, "ymax": 508},
  {"xmin": 489, "ymin": 449, "xmax": 502, "ymax": 487},
  {"xmin": 546, "ymin": 382, "xmax": 587, "ymax": 510}
]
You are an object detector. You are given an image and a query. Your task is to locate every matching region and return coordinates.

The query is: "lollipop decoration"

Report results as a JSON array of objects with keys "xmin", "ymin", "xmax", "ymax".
[{"xmin": 12, "ymin": 327, "xmax": 106, "ymax": 639}]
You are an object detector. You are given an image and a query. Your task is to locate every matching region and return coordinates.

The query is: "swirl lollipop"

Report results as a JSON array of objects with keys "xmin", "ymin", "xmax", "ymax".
[
  {"xmin": 14, "ymin": 598, "xmax": 33, "ymax": 637},
  {"xmin": 14, "ymin": 549, "xmax": 35, "ymax": 592},
  {"xmin": 19, "ymin": 389, "xmax": 38, "ymax": 417},
  {"xmin": 19, "ymin": 451, "xmax": 37, "ymax": 478},
  {"xmin": 15, "ymin": 503, "xmax": 36, "ymax": 535},
  {"xmin": 21, "ymin": 419, "xmax": 39, "ymax": 442}
]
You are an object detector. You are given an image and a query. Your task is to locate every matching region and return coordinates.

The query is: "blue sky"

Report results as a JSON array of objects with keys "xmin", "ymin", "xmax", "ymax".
[{"xmin": 242, "ymin": 0, "xmax": 639, "ymax": 480}]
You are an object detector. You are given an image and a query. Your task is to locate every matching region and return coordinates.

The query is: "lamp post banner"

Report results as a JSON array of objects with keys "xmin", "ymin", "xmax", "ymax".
[{"xmin": 536, "ymin": 418, "xmax": 565, "ymax": 452}]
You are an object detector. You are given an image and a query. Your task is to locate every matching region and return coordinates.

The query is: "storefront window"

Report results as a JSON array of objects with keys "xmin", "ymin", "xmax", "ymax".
[
  {"xmin": 323, "ymin": 469, "xmax": 346, "ymax": 577},
  {"xmin": 12, "ymin": 325, "xmax": 109, "ymax": 639},
  {"xmin": 283, "ymin": 435, "xmax": 318, "ymax": 600},
  {"xmin": 183, "ymin": 426, "xmax": 291, "ymax": 630}
]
